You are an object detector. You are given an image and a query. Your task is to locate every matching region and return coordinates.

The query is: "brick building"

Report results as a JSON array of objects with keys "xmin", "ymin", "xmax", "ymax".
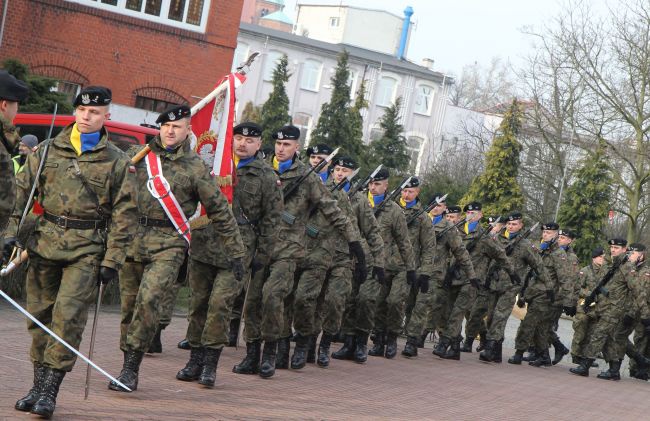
[{"xmin": 0, "ymin": 0, "xmax": 244, "ymax": 124}]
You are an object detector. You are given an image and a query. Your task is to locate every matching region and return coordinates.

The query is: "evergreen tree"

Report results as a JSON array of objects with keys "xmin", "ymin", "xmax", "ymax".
[
  {"xmin": 557, "ymin": 141, "xmax": 612, "ymax": 263},
  {"xmin": 2, "ymin": 59, "xmax": 73, "ymax": 114},
  {"xmin": 348, "ymin": 79, "xmax": 368, "ymax": 160},
  {"xmin": 260, "ymin": 54, "xmax": 291, "ymax": 148},
  {"xmin": 240, "ymin": 101, "xmax": 261, "ymax": 123},
  {"xmin": 460, "ymin": 99, "xmax": 524, "ymax": 216},
  {"xmin": 366, "ymin": 97, "xmax": 410, "ymax": 174}
]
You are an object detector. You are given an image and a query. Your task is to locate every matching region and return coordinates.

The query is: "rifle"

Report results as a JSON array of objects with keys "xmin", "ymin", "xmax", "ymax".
[
  {"xmin": 373, "ymin": 176, "xmax": 413, "ymax": 216},
  {"xmin": 406, "ymin": 193, "xmax": 449, "ymax": 226},
  {"xmin": 583, "ymin": 253, "xmax": 630, "ymax": 312},
  {"xmin": 331, "ymin": 168, "xmax": 360, "ymax": 192},
  {"xmin": 435, "ymin": 217, "xmax": 466, "ymax": 241},
  {"xmin": 348, "ymin": 164, "xmax": 383, "ymax": 198},
  {"xmin": 282, "ymin": 147, "xmax": 340, "ymax": 201},
  {"xmin": 504, "ymin": 222, "xmax": 540, "ymax": 256},
  {"xmin": 518, "ymin": 237, "xmax": 556, "ymax": 300}
]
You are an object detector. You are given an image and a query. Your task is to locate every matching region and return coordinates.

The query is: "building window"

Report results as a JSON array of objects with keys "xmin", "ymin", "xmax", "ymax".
[
  {"xmin": 376, "ymin": 76, "xmax": 397, "ymax": 107},
  {"xmin": 300, "ymin": 60, "xmax": 322, "ymax": 92},
  {"xmin": 52, "ymin": 81, "xmax": 82, "ymax": 104},
  {"xmin": 329, "ymin": 17, "xmax": 339, "ymax": 27},
  {"xmin": 231, "ymin": 42, "xmax": 250, "ymax": 72},
  {"xmin": 406, "ymin": 136, "xmax": 424, "ymax": 171},
  {"xmin": 135, "ymin": 96, "xmax": 180, "ymax": 113},
  {"xmin": 348, "ymin": 70, "xmax": 358, "ymax": 99},
  {"xmin": 65, "ymin": 0, "xmax": 210, "ymax": 32},
  {"xmin": 294, "ymin": 113, "xmax": 312, "ymax": 143},
  {"xmin": 414, "ymin": 84, "xmax": 434, "ymax": 115},
  {"xmin": 369, "ymin": 127, "xmax": 383, "ymax": 142},
  {"xmin": 263, "ymin": 51, "xmax": 284, "ymax": 81}
]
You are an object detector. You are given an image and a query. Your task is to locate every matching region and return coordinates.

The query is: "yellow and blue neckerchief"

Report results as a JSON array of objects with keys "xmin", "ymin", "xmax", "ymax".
[
  {"xmin": 235, "ymin": 155, "xmax": 255, "ymax": 169},
  {"xmin": 342, "ymin": 181, "xmax": 351, "ymax": 192},
  {"xmin": 317, "ymin": 170, "xmax": 329, "ymax": 184},
  {"xmin": 368, "ymin": 191, "xmax": 385, "ymax": 208},
  {"xmin": 504, "ymin": 230, "xmax": 519, "ymax": 240},
  {"xmin": 272, "ymin": 156, "xmax": 293, "ymax": 174},
  {"xmin": 399, "ymin": 198, "xmax": 417, "ymax": 209},
  {"xmin": 432, "ymin": 214, "xmax": 443, "ymax": 226},
  {"xmin": 70, "ymin": 123, "xmax": 101, "ymax": 156},
  {"xmin": 463, "ymin": 220, "xmax": 479, "ymax": 234},
  {"xmin": 540, "ymin": 240, "xmax": 551, "ymax": 250}
]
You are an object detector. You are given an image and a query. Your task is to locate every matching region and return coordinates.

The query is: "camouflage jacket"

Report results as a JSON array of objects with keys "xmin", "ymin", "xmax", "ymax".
[
  {"xmin": 323, "ymin": 177, "xmax": 361, "ymax": 266},
  {"xmin": 575, "ymin": 262, "xmax": 607, "ymax": 314},
  {"xmin": 7, "ymin": 123, "xmax": 137, "ymax": 269},
  {"xmin": 526, "ymin": 241, "xmax": 572, "ymax": 305},
  {"xmin": 431, "ymin": 217, "xmax": 475, "ymax": 284},
  {"xmin": 127, "ymin": 137, "xmax": 245, "ymax": 262},
  {"xmin": 400, "ymin": 201, "xmax": 435, "ymax": 277},
  {"xmin": 0, "ymin": 114, "xmax": 20, "ymax": 234},
  {"xmin": 350, "ymin": 191, "xmax": 384, "ymax": 268},
  {"xmin": 623, "ymin": 260, "xmax": 650, "ymax": 321},
  {"xmin": 192, "ymin": 153, "xmax": 282, "ymax": 268},
  {"xmin": 487, "ymin": 233, "xmax": 548, "ymax": 293},
  {"xmin": 374, "ymin": 198, "xmax": 415, "ymax": 273}
]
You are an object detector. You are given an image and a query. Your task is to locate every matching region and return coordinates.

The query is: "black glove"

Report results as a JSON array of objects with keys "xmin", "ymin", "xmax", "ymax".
[
  {"xmin": 416, "ymin": 274, "xmax": 430, "ymax": 293},
  {"xmin": 348, "ymin": 241, "xmax": 366, "ymax": 263},
  {"xmin": 509, "ymin": 272, "xmax": 522, "ymax": 286},
  {"xmin": 469, "ymin": 277, "xmax": 481, "ymax": 289},
  {"xmin": 516, "ymin": 297, "xmax": 526, "ymax": 308},
  {"xmin": 642, "ymin": 319, "xmax": 650, "ymax": 334},
  {"xmin": 354, "ymin": 261, "xmax": 368, "ymax": 285},
  {"xmin": 98, "ymin": 266, "xmax": 118, "ymax": 285},
  {"xmin": 622, "ymin": 314, "xmax": 636, "ymax": 328},
  {"xmin": 231, "ymin": 257, "xmax": 245, "ymax": 282},
  {"xmin": 406, "ymin": 270, "xmax": 417, "ymax": 286},
  {"xmin": 372, "ymin": 266, "xmax": 385, "ymax": 285},
  {"xmin": 563, "ymin": 306, "xmax": 577, "ymax": 317},
  {"xmin": 176, "ymin": 255, "xmax": 189, "ymax": 284},
  {"xmin": 545, "ymin": 289, "xmax": 555, "ymax": 303},
  {"xmin": 2, "ymin": 237, "xmax": 19, "ymax": 265}
]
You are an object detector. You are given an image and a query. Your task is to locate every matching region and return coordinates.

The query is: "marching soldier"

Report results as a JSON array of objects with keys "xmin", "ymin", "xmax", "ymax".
[
  {"xmin": 176, "ymin": 122, "xmax": 282, "ymax": 387},
  {"xmin": 444, "ymin": 205, "xmax": 462, "ymax": 224},
  {"xmin": 109, "ymin": 105, "xmax": 246, "ymax": 392},
  {"xmin": 0, "ymin": 70, "xmax": 29, "ymax": 238},
  {"xmin": 334, "ymin": 168, "xmax": 415, "ymax": 363},
  {"xmin": 371, "ymin": 177, "xmax": 434, "ymax": 359},
  {"xmin": 8, "ymin": 87, "xmax": 137, "ymax": 418}
]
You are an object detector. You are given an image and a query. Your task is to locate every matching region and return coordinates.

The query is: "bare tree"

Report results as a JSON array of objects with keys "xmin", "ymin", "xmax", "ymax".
[{"xmin": 450, "ymin": 57, "xmax": 517, "ymax": 112}]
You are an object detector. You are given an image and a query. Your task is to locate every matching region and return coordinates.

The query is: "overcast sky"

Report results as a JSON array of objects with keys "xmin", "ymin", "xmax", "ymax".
[{"xmin": 282, "ymin": 0, "xmax": 610, "ymax": 76}]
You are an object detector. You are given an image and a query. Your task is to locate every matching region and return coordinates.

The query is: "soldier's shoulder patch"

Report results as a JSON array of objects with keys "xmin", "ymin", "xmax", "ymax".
[
  {"xmin": 277, "ymin": 180, "xmax": 282, "ymax": 186},
  {"xmin": 579, "ymin": 271, "xmax": 584, "ymax": 275},
  {"xmin": 128, "ymin": 165, "xmax": 136, "ymax": 173}
]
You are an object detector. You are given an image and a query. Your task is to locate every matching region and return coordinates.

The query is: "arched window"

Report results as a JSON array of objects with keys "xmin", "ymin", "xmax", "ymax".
[
  {"xmin": 133, "ymin": 87, "xmax": 187, "ymax": 112},
  {"xmin": 231, "ymin": 42, "xmax": 250, "ymax": 72},
  {"xmin": 376, "ymin": 76, "xmax": 397, "ymax": 107},
  {"xmin": 300, "ymin": 59, "xmax": 322, "ymax": 91},
  {"xmin": 263, "ymin": 51, "xmax": 284, "ymax": 81},
  {"xmin": 414, "ymin": 84, "xmax": 434, "ymax": 115}
]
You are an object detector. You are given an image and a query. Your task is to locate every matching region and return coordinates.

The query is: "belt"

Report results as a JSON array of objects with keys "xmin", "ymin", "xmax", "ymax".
[
  {"xmin": 139, "ymin": 216, "xmax": 173, "ymax": 227},
  {"xmin": 43, "ymin": 211, "xmax": 107, "ymax": 230}
]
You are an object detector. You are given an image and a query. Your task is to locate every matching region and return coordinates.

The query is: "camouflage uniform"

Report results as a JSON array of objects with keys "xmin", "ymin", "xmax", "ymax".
[
  {"xmin": 119, "ymin": 137, "xmax": 245, "ymax": 353},
  {"xmin": 630, "ymin": 266, "xmax": 650, "ymax": 376},
  {"xmin": 546, "ymin": 246, "xmax": 580, "ymax": 350},
  {"xmin": 0, "ymin": 114, "xmax": 20, "ymax": 234},
  {"xmin": 6, "ymin": 123, "xmax": 137, "ymax": 371},
  {"xmin": 570, "ymin": 262, "xmax": 605, "ymax": 359}
]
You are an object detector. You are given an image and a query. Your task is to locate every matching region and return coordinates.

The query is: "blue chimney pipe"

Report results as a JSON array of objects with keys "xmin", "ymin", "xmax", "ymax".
[{"xmin": 397, "ymin": 6, "xmax": 413, "ymax": 60}]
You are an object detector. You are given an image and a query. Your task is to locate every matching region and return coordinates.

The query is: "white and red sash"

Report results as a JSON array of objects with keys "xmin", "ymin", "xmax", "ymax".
[{"xmin": 145, "ymin": 151, "xmax": 191, "ymax": 245}]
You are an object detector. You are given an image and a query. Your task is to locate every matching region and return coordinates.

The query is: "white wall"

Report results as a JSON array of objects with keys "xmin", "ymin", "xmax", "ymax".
[
  {"xmin": 343, "ymin": 7, "xmax": 404, "ymax": 56},
  {"xmin": 109, "ymin": 103, "xmax": 159, "ymax": 126}
]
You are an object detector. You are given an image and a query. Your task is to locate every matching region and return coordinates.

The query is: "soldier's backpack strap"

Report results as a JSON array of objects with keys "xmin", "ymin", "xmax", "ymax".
[{"xmin": 71, "ymin": 158, "xmax": 108, "ymax": 221}]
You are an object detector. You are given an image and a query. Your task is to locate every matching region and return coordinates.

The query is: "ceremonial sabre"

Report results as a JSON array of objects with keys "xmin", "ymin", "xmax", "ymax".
[
  {"xmin": 0, "ymin": 288, "xmax": 131, "ymax": 392},
  {"xmin": 84, "ymin": 282, "xmax": 106, "ymax": 399}
]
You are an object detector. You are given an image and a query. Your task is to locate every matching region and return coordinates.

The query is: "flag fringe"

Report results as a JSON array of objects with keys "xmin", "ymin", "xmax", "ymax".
[{"xmin": 217, "ymin": 175, "xmax": 232, "ymax": 187}]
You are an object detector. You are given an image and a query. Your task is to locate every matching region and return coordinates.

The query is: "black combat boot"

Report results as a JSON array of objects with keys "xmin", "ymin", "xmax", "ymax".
[
  {"xmin": 354, "ymin": 331, "xmax": 369, "ymax": 363},
  {"xmin": 228, "ymin": 318, "xmax": 241, "ymax": 347},
  {"xmin": 401, "ymin": 336, "xmax": 419, "ymax": 358},
  {"xmin": 479, "ymin": 340, "xmax": 496, "ymax": 362},
  {"xmin": 108, "ymin": 350, "xmax": 144, "ymax": 392},
  {"xmin": 631, "ymin": 367, "xmax": 649, "ymax": 381},
  {"xmin": 147, "ymin": 323, "xmax": 167, "ymax": 353},
  {"xmin": 384, "ymin": 333, "xmax": 398, "ymax": 359},
  {"xmin": 15, "ymin": 363, "xmax": 46, "ymax": 412},
  {"xmin": 508, "ymin": 349, "xmax": 524, "ymax": 365},
  {"xmin": 597, "ymin": 360, "xmax": 622, "ymax": 381},
  {"xmin": 332, "ymin": 335, "xmax": 356, "ymax": 360},
  {"xmin": 626, "ymin": 343, "xmax": 650, "ymax": 368},
  {"xmin": 176, "ymin": 347, "xmax": 205, "ymax": 381},
  {"xmin": 317, "ymin": 334, "xmax": 333, "ymax": 367},
  {"xmin": 476, "ymin": 333, "xmax": 487, "ymax": 352},
  {"xmin": 493, "ymin": 340, "xmax": 503, "ymax": 363},
  {"xmin": 306, "ymin": 335, "xmax": 317, "ymax": 363},
  {"xmin": 460, "ymin": 337, "xmax": 474, "ymax": 353},
  {"xmin": 275, "ymin": 337, "xmax": 290, "ymax": 369},
  {"xmin": 368, "ymin": 331, "xmax": 385, "ymax": 357},
  {"xmin": 551, "ymin": 338, "xmax": 569, "ymax": 365},
  {"xmin": 441, "ymin": 337, "xmax": 462, "ymax": 360},
  {"xmin": 432, "ymin": 336, "xmax": 451, "ymax": 358},
  {"xmin": 522, "ymin": 347, "xmax": 537, "ymax": 362},
  {"xmin": 198, "ymin": 348, "xmax": 221, "ymax": 387},
  {"xmin": 178, "ymin": 338, "xmax": 190, "ymax": 350},
  {"xmin": 30, "ymin": 368, "xmax": 65, "ymax": 419},
  {"xmin": 529, "ymin": 348, "xmax": 552, "ymax": 367},
  {"xmin": 233, "ymin": 341, "xmax": 261, "ymax": 375},
  {"xmin": 290, "ymin": 335, "xmax": 309, "ymax": 370},
  {"xmin": 417, "ymin": 332, "xmax": 428, "ymax": 348},
  {"xmin": 569, "ymin": 357, "xmax": 594, "ymax": 376},
  {"xmin": 259, "ymin": 341, "xmax": 277, "ymax": 378}
]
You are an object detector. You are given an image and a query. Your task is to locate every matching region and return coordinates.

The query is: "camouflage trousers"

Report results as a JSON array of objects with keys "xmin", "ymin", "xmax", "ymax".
[
  {"xmin": 514, "ymin": 296, "xmax": 556, "ymax": 352},
  {"xmin": 230, "ymin": 288, "xmax": 246, "ymax": 322},
  {"xmin": 441, "ymin": 283, "xmax": 478, "ymax": 340},
  {"xmin": 119, "ymin": 253, "xmax": 184, "ymax": 352},
  {"xmin": 185, "ymin": 259, "xmax": 242, "ymax": 350},
  {"xmin": 582, "ymin": 313, "xmax": 622, "ymax": 360},
  {"xmin": 373, "ymin": 271, "xmax": 410, "ymax": 335},
  {"xmin": 547, "ymin": 305, "xmax": 565, "ymax": 345},
  {"xmin": 404, "ymin": 279, "xmax": 436, "ymax": 337},
  {"xmin": 570, "ymin": 312, "xmax": 597, "ymax": 358},
  {"xmin": 158, "ymin": 277, "xmax": 184, "ymax": 326},
  {"xmin": 630, "ymin": 325, "xmax": 650, "ymax": 374},
  {"xmin": 283, "ymin": 261, "xmax": 331, "ymax": 338},
  {"xmin": 315, "ymin": 260, "xmax": 353, "ymax": 336},
  {"xmin": 464, "ymin": 289, "xmax": 491, "ymax": 341},
  {"xmin": 25, "ymin": 254, "xmax": 100, "ymax": 372},
  {"xmin": 425, "ymin": 281, "xmax": 452, "ymax": 334},
  {"xmin": 486, "ymin": 287, "xmax": 519, "ymax": 342},
  {"xmin": 341, "ymin": 268, "xmax": 390, "ymax": 335},
  {"xmin": 609, "ymin": 322, "xmax": 635, "ymax": 362}
]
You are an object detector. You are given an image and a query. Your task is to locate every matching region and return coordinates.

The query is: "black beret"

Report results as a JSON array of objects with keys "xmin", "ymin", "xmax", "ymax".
[
  {"xmin": 306, "ymin": 143, "xmax": 333, "ymax": 156},
  {"xmin": 334, "ymin": 156, "xmax": 357, "ymax": 169},
  {"xmin": 156, "ymin": 104, "xmax": 191, "ymax": 124},
  {"xmin": 507, "ymin": 212, "xmax": 523, "ymax": 221},
  {"xmin": 272, "ymin": 125, "xmax": 300, "ymax": 141},
  {"xmin": 433, "ymin": 192, "xmax": 446, "ymax": 203},
  {"xmin": 463, "ymin": 201, "xmax": 482, "ymax": 212},
  {"xmin": 405, "ymin": 177, "xmax": 420, "ymax": 188},
  {"xmin": 0, "ymin": 70, "xmax": 29, "ymax": 102},
  {"xmin": 371, "ymin": 168, "xmax": 389, "ymax": 181},
  {"xmin": 488, "ymin": 215, "xmax": 503, "ymax": 224},
  {"xmin": 234, "ymin": 122, "xmax": 262, "ymax": 137},
  {"xmin": 542, "ymin": 222, "xmax": 559, "ymax": 231},
  {"xmin": 591, "ymin": 247, "xmax": 605, "ymax": 258},
  {"xmin": 559, "ymin": 229, "xmax": 577, "ymax": 239},
  {"xmin": 445, "ymin": 205, "xmax": 461, "ymax": 214},
  {"xmin": 73, "ymin": 86, "xmax": 112, "ymax": 107},
  {"xmin": 608, "ymin": 238, "xmax": 627, "ymax": 246},
  {"xmin": 260, "ymin": 146, "xmax": 274, "ymax": 159},
  {"xmin": 628, "ymin": 242, "xmax": 646, "ymax": 252}
]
